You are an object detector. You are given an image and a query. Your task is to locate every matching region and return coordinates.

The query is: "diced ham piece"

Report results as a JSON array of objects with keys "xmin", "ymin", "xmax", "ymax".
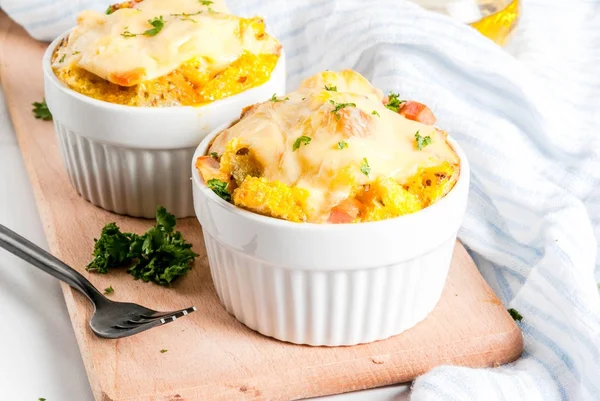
[
  {"xmin": 327, "ymin": 198, "xmax": 363, "ymax": 224},
  {"xmin": 399, "ymin": 101, "xmax": 437, "ymax": 125}
]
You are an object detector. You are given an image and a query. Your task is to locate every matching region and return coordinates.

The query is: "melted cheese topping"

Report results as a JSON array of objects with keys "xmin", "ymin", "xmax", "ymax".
[
  {"xmin": 52, "ymin": 0, "xmax": 280, "ymax": 87},
  {"xmin": 206, "ymin": 70, "xmax": 460, "ymax": 223}
]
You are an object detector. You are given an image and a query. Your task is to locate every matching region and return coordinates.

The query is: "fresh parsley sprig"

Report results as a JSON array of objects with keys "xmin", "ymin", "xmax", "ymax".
[
  {"xmin": 360, "ymin": 158, "xmax": 371, "ymax": 176},
  {"xmin": 32, "ymin": 99, "xmax": 52, "ymax": 121},
  {"xmin": 508, "ymin": 308, "xmax": 523, "ymax": 322},
  {"xmin": 329, "ymin": 100, "xmax": 356, "ymax": 120},
  {"xmin": 293, "ymin": 136, "xmax": 311, "ymax": 151},
  {"xmin": 121, "ymin": 16, "xmax": 165, "ymax": 38},
  {"xmin": 414, "ymin": 131, "xmax": 432, "ymax": 150},
  {"xmin": 207, "ymin": 179, "xmax": 232, "ymax": 202},
  {"xmin": 86, "ymin": 207, "xmax": 198, "ymax": 286},
  {"xmin": 385, "ymin": 92, "xmax": 405, "ymax": 113}
]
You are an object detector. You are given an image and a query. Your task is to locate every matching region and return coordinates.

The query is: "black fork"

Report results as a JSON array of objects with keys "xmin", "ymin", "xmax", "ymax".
[{"xmin": 0, "ymin": 224, "xmax": 195, "ymax": 339}]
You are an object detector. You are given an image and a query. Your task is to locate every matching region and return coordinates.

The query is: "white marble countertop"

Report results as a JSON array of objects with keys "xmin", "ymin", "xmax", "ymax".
[{"xmin": 0, "ymin": 87, "xmax": 410, "ymax": 401}]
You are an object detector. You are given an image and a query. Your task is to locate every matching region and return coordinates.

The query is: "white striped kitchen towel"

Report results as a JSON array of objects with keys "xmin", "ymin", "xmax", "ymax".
[{"xmin": 2, "ymin": 0, "xmax": 600, "ymax": 400}]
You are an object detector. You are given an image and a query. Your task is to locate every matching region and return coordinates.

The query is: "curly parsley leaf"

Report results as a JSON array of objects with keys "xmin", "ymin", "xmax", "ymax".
[
  {"xmin": 414, "ymin": 131, "xmax": 432, "ymax": 150},
  {"xmin": 87, "ymin": 207, "xmax": 197, "ymax": 286},
  {"xmin": 207, "ymin": 179, "xmax": 232, "ymax": 202},
  {"xmin": 329, "ymin": 100, "xmax": 356, "ymax": 120},
  {"xmin": 293, "ymin": 136, "xmax": 311, "ymax": 151},
  {"xmin": 32, "ymin": 99, "xmax": 52, "ymax": 121},
  {"xmin": 324, "ymin": 85, "xmax": 337, "ymax": 92},
  {"xmin": 385, "ymin": 92, "xmax": 405, "ymax": 113},
  {"xmin": 508, "ymin": 308, "xmax": 523, "ymax": 322},
  {"xmin": 144, "ymin": 16, "xmax": 165, "ymax": 36},
  {"xmin": 360, "ymin": 158, "xmax": 371, "ymax": 176},
  {"xmin": 337, "ymin": 141, "xmax": 348, "ymax": 150}
]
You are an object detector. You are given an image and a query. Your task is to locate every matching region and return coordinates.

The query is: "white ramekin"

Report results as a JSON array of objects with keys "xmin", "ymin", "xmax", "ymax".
[
  {"xmin": 191, "ymin": 126, "xmax": 470, "ymax": 346},
  {"xmin": 42, "ymin": 31, "xmax": 286, "ymax": 218}
]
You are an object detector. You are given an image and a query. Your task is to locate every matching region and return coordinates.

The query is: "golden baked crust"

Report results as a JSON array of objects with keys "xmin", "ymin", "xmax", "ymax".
[
  {"xmin": 52, "ymin": 0, "xmax": 281, "ymax": 106},
  {"xmin": 198, "ymin": 70, "xmax": 461, "ymax": 224}
]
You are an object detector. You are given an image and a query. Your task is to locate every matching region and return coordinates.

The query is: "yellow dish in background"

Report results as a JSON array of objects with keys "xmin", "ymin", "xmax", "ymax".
[{"xmin": 51, "ymin": 0, "xmax": 281, "ymax": 106}]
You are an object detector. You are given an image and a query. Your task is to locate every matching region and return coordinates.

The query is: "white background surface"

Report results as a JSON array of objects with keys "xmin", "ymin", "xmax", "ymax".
[{"xmin": 0, "ymin": 88, "xmax": 410, "ymax": 400}]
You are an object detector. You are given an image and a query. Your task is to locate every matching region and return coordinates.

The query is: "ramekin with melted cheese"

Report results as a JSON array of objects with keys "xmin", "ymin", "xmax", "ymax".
[
  {"xmin": 42, "ymin": 0, "xmax": 286, "ymax": 218},
  {"xmin": 51, "ymin": 0, "xmax": 281, "ymax": 107},
  {"xmin": 190, "ymin": 70, "xmax": 469, "ymax": 345},
  {"xmin": 196, "ymin": 69, "xmax": 460, "ymax": 224}
]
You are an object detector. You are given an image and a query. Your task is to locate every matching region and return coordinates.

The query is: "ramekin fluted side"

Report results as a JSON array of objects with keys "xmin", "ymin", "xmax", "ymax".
[
  {"xmin": 54, "ymin": 121, "xmax": 194, "ymax": 218},
  {"xmin": 203, "ymin": 232, "xmax": 456, "ymax": 346}
]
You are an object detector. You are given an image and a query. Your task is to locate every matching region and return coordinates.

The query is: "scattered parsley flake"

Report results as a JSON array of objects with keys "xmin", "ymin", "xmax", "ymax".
[
  {"xmin": 324, "ymin": 85, "xmax": 337, "ymax": 92},
  {"xmin": 270, "ymin": 93, "xmax": 286, "ymax": 102},
  {"xmin": 337, "ymin": 141, "xmax": 348, "ymax": 150},
  {"xmin": 293, "ymin": 136, "xmax": 311, "ymax": 151},
  {"xmin": 414, "ymin": 131, "xmax": 432, "ymax": 150},
  {"xmin": 160, "ymin": 349, "xmax": 168, "ymax": 353},
  {"xmin": 207, "ymin": 179, "xmax": 232, "ymax": 202},
  {"xmin": 170, "ymin": 10, "xmax": 203, "ymax": 21},
  {"xmin": 73, "ymin": 51, "xmax": 80, "ymax": 55},
  {"xmin": 385, "ymin": 92, "xmax": 406, "ymax": 113},
  {"xmin": 508, "ymin": 308, "xmax": 523, "ymax": 322},
  {"xmin": 103, "ymin": 286, "xmax": 114, "ymax": 295},
  {"xmin": 39, "ymin": 398, "xmax": 46, "ymax": 401},
  {"xmin": 59, "ymin": 54, "xmax": 66, "ymax": 63},
  {"xmin": 371, "ymin": 110, "xmax": 380, "ymax": 117},
  {"xmin": 32, "ymin": 99, "xmax": 52, "ymax": 121},
  {"xmin": 329, "ymin": 100, "xmax": 356, "ymax": 120},
  {"xmin": 105, "ymin": 5, "xmax": 114, "ymax": 14},
  {"xmin": 199, "ymin": 0, "xmax": 214, "ymax": 5},
  {"xmin": 360, "ymin": 158, "xmax": 371, "ymax": 176},
  {"xmin": 210, "ymin": 152, "xmax": 219, "ymax": 160},
  {"xmin": 86, "ymin": 207, "xmax": 198, "ymax": 286},
  {"xmin": 144, "ymin": 16, "xmax": 165, "ymax": 36},
  {"xmin": 121, "ymin": 28, "xmax": 136, "ymax": 38}
]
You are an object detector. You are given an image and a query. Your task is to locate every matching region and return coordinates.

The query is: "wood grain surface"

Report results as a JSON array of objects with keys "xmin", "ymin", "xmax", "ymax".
[{"xmin": 0, "ymin": 12, "xmax": 523, "ymax": 401}]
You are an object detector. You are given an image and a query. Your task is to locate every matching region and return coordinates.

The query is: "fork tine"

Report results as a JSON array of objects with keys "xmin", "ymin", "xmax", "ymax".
[{"xmin": 126, "ymin": 306, "xmax": 197, "ymax": 326}]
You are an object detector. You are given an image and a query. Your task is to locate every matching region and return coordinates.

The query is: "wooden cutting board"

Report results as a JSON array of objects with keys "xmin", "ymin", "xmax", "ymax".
[{"xmin": 0, "ymin": 12, "xmax": 522, "ymax": 401}]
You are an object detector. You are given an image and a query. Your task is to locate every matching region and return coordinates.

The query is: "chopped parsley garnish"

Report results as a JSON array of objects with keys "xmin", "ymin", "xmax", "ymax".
[
  {"xmin": 270, "ymin": 93, "xmax": 288, "ymax": 102},
  {"xmin": 160, "ymin": 349, "xmax": 168, "ymax": 353},
  {"xmin": 103, "ymin": 286, "xmax": 114, "ymax": 295},
  {"xmin": 385, "ymin": 92, "xmax": 405, "ymax": 113},
  {"xmin": 329, "ymin": 100, "xmax": 356, "ymax": 120},
  {"xmin": 170, "ymin": 10, "xmax": 203, "ymax": 22},
  {"xmin": 86, "ymin": 207, "xmax": 198, "ymax": 286},
  {"xmin": 121, "ymin": 16, "xmax": 165, "ymax": 38},
  {"xmin": 507, "ymin": 308, "xmax": 523, "ymax": 322},
  {"xmin": 59, "ymin": 54, "xmax": 66, "ymax": 63},
  {"xmin": 210, "ymin": 152, "xmax": 219, "ymax": 160},
  {"xmin": 32, "ymin": 99, "xmax": 52, "ymax": 121},
  {"xmin": 360, "ymin": 158, "xmax": 371, "ymax": 176},
  {"xmin": 143, "ymin": 16, "xmax": 165, "ymax": 36},
  {"xmin": 414, "ymin": 131, "xmax": 432, "ymax": 150},
  {"xmin": 105, "ymin": 5, "xmax": 114, "ymax": 14},
  {"xmin": 39, "ymin": 398, "xmax": 46, "ymax": 401},
  {"xmin": 337, "ymin": 141, "xmax": 348, "ymax": 150},
  {"xmin": 371, "ymin": 110, "xmax": 380, "ymax": 117},
  {"xmin": 324, "ymin": 85, "xmax": 337, "ymax": 91},
  {"xmin": 199, "ymin": 0, "xmax": 214, "ymax": 5},
  {"xmin": 207, "ymin": 179, "xmax": 232, "ymax": 202},
  {"xmin": 293, "ymin": 136, "xmax": 312, "ymax": 151},
  {"xmin": 73, "ymin": 51, "xmax": 81, "ymax": 55}
]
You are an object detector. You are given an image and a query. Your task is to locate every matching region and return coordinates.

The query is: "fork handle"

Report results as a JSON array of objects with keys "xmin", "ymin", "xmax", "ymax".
[{"xmin": 0, "ymin": 224, "xmax": 105, "ymax": 303}]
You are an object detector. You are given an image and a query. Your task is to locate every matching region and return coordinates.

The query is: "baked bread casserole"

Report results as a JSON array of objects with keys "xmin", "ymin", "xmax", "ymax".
[
  {"xmin": 195, "ymin": 70, "xmax": 460, "ymax": 224},
  {"xmin": 51, "ymin": 0, "xmax": 281, "ymax": 106}
]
